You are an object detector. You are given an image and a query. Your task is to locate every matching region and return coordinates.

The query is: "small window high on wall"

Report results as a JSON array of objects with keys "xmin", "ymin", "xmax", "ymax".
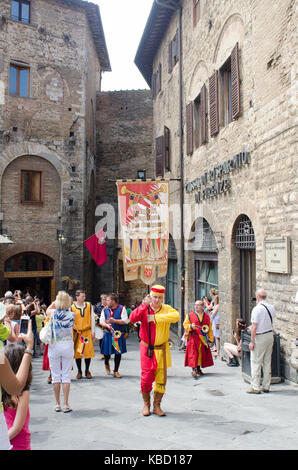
[
  {"xmin": 10, "ymin": 64, "xmax": 30, "ymax": 97},
  {"xmin": 21, "ymin": 170, "xmax": 42, "ymax": 204},
  {"xmin": 11, "ymin": 0, "xmax": 30, "ymax": 24}
]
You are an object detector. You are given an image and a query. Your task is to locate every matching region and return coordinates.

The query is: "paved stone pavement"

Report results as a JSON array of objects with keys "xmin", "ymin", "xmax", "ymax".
[{"xmin": 30, "ymin": 333, "xmax": 298, "ymax": 450}]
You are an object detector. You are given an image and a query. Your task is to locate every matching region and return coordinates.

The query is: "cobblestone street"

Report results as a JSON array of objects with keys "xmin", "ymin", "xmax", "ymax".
[{"xmin": 29, "ymin": 334, "xmax": 298, "ymax": 451}]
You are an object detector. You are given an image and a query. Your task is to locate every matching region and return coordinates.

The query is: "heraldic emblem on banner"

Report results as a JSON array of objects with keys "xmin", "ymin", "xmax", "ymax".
[{"xmin": 116, "ymin": 180, "xmax": 170, "ymax": 285}]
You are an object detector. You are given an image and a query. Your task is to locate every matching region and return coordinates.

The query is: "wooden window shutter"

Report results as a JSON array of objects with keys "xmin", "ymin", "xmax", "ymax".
[
  {"xmin": 200, "ymin": 84, "xmax": 207, "ymax": 144},
  {"xmin": 158, "ymin": 63, "xmax": 162, "ymax": 92},
  {"xmin": 151, "ymin": 72, "xmax": 156, "ymax": 99},
  {"xmin": 231, "ymin": 42, "xmax": 240, "ymax": 120},
  {"xmin": 173, "ymin": 30, "xmax": 179, "ymax": 64},
  {"xmin": 168, "ymin": 41, "xmax": 172, "ymax": 73},
  {"xmin": 193, "ymin": 0, "xmax": 197, "ymax": 28},
  {"xmin": 186, "ymin": 102, "xmax": 193, "ymax": 156},
  {"xmin": 209, "ymin": 70, "xmax": 219, "ymax": 136},
  {"xmin": 155, "ymin": 135, "xmax": 164, "ymax": 177},
  {"xmin": 164, "ymin": 126, "xmax": 170, "ymax": 171}
]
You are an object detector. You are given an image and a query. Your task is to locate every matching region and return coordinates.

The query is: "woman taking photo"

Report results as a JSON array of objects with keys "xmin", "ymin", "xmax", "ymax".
[
  {"xmin": 0, "ymin": 317, "xmax": 33, "ymax": 450},
  {"xmin": 46, "ymin": 291, "xmax": 75, "ymax": 413}
]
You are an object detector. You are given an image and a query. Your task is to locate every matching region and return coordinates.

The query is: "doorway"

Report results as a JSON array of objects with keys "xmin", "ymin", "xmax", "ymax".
[{"xmin": 4, "ymin": 252, "xmax": 54, "ymax": 305}]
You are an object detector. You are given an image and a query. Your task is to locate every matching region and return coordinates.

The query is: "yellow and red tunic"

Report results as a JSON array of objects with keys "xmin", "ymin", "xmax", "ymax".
[
  {"xmin": 184, "ymin": 312, "xmax": 214, "ymax": 369},
  {"xmin": 130, "ymin": 302, "xmax": 180, "ymax": 394},
  {"xmin": 72, "ymin": 302, "xmax": 94, "ymax": 359}
]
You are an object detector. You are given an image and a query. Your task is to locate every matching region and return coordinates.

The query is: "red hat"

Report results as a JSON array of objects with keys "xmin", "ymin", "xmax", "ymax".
[{"xmin": 150, "ymin": 285, "xmax": 165, "ymax": 296}]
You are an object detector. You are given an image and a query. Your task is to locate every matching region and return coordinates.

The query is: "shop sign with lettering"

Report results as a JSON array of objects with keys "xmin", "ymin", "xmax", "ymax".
[{"xmin": 185, "ymin": 151, "xmax": 250, "ymax": 202}]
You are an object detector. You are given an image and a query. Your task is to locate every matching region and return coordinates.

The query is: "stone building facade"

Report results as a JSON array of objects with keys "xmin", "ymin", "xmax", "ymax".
[
  {"xmin": 135, "ymin": 0, "xmax": 297, "ymax": 382},
  {"xmin": 0, "ymin": 0, "xmax": 111, "ymax": 302},
  {"xmin": 95, "ymin": 89, "xmax": 154, "ymax": 307}
]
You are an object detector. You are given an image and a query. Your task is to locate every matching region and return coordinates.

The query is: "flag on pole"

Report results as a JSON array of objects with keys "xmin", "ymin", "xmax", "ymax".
[{"xmin": 84, "ymin": 230, "xmax": 107, "ymax": 267}]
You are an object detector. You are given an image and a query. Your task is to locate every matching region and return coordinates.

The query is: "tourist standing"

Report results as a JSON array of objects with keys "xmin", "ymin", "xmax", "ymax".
[
  {"xmin": 247, "ymin": 289, "xmax": 275, "ymax": 394},
  {"xmin": 47, "ymin": 291, "xmax": 75, "ymax": 412}
]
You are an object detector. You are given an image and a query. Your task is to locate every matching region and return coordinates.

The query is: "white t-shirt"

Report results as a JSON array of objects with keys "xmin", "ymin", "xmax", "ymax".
[
  {"xmin": 100, "ymin": 306, "xmax": 129, "ymax": 325},
  {"xmin": 250, "ymin": 301, "xmax": 275, "ymax": 334}
]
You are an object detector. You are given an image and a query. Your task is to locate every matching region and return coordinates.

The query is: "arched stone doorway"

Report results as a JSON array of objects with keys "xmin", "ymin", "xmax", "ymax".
[
  {"xmin": 232, "ymin": 214, "xmax": 256, "ymax": 324},
  {"xmin": 4, "ymin": 252, "xmax": 55, "ymax": 304}
]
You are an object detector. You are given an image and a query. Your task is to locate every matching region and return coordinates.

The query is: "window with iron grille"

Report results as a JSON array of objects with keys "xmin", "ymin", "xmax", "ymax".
[{"xmin": 233, "ymin": 215, "xmax": 255, "ymax": 249}]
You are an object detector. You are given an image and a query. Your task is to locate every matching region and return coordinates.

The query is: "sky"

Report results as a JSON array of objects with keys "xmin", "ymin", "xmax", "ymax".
[{"xmin": 93, "ymin": 0, "xmax": 154, "ymax": 91}]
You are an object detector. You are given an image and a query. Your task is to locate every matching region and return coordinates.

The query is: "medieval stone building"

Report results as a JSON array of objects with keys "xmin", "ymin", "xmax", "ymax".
[
  {"xmin": 0, "ymin": 0, "xmax": 111, "ymax": 302},
  {"xmin": 135, "ymin": 0, "xmax": 297, "ymax": 382},
  {"xmin": 0, "ymin": 0, "xmax": 153, "ymax": 307}
]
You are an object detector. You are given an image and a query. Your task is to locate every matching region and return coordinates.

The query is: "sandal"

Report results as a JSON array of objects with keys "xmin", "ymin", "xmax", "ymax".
[
  {"xmin": 63, "ymin": 406, "xmax": 72, "ymax": 413},
  {"xmin": 55, "ymin": 405, "xmax": 62, "ymax": 412}
]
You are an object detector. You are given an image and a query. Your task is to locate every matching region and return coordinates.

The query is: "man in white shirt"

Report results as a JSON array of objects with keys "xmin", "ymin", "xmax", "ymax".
[
  {"xmin": 247, "ymin": 289, "xmax": 275, "ymax": 394},
  {"xmin": 100, "ymin": 293, "xmax": 129, "ymax": 378}
]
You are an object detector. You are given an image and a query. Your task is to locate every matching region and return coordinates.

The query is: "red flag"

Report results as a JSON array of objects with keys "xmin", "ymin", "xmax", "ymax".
[{"xmin": 84, "ymin": 230, "xmax": 107, "ymax": 267}]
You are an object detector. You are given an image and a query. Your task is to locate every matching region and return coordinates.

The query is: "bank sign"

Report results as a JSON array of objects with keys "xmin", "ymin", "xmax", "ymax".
[{"xmin": 185, "ymin": 151, "xmax": 250, "ymax": 202}]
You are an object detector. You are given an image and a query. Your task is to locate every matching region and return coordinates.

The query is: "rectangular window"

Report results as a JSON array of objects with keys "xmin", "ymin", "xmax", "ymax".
[
  {"xmin": 21, "ymin": 171, "xmax": 42, "ymax": 203},
  {"xmin": 11, "ymin": 0, "xmax": 30, "ymax": 24},
  {"xmin": 195, "ymin": 259, "xmax": 218, "ymax": 300},
  {"xmin": 10, "ymin": 64, "xmax": 30, "ymax": 97}
]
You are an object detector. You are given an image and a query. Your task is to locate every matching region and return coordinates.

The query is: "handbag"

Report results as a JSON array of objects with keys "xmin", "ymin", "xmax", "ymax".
[{"xmin": 39, "ymin": 313, "xmax": 56, "ymax": 345}]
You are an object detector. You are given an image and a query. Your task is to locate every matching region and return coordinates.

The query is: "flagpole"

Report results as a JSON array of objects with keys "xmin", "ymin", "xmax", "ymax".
[{"xmin": 65, "ymin": 232, "xmax": 100, "ymax": 256}]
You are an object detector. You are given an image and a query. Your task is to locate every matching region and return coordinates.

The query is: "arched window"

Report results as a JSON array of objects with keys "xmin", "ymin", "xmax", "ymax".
[
  {"xmin": 5, "ymin": 252, "xmax": 54, "ymax": 273},
  {"xmin": 233, "ymin": 214, "xmax": 255, "ymax": 249}
]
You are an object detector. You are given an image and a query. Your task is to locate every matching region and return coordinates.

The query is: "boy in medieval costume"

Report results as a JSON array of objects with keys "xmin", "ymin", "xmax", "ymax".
[
  {"xmin": 129, "ymin": 285, "xmax": 180, "ymax": 417},
  {"xmin": 184, "ymin": 299, "xmax": 214, "ymax": 378},
  {"xmin": 72, "ymin": 290, "xmax": 95, "ymax": 379},
  {"xmin": 100, "ymin": 293, "xmax": 129, "ymax": 378}
]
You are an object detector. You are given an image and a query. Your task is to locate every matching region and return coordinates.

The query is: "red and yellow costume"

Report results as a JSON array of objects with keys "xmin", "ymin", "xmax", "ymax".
[
  {"xmin": 184, "ymin": 311, "xmax": 214, "ymax": 370},
  {"xmin": 130, "ymin": 285, "xmax": 179, "ymax": 416},
  {"xmin": 72, "ymin": 302, "xmax": 94, "ymax": 359}
]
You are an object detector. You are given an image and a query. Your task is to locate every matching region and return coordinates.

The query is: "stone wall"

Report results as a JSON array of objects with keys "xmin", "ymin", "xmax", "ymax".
[
  {"xmin": 150, "ymin": 0, "xmax": 297, "ymax": 381},
  {"xmin": 0, "ymin": 0, "xmax": 102, "ymax": 298}
]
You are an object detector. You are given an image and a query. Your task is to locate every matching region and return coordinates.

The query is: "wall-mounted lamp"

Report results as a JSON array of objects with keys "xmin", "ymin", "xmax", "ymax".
[{"xmin": 57, "ymin": 229, "xmax": 67, "ymax": 244}]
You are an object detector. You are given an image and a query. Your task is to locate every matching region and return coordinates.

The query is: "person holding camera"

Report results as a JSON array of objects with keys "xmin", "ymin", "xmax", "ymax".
[
  {"xmin": 24, "ymin": 297, "xmax": 40, "ymax": 357},
  {"xmin": 129, "ymin": 285, "xmax": 180, "ymax": 417},
  {"xmin": 0, "ymin": 316, "xmax": 33, "ymax": 450}
]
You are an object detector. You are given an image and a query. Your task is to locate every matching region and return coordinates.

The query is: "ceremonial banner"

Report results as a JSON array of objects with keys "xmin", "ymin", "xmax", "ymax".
[{"xmin": 117, "ymin": 180, "xmax": 170, "ymax": 285}]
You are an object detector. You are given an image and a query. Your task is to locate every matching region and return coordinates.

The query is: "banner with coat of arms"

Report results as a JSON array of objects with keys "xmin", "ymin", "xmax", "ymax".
[{"xmin": 116, "ymin": 179, "xmax": 170, "ymax": 285}]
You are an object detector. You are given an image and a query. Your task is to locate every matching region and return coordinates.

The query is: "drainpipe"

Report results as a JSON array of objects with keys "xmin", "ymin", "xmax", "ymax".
[{"xmin": 154, "ymin": 0, "xmax": 185, "ymax": 333}]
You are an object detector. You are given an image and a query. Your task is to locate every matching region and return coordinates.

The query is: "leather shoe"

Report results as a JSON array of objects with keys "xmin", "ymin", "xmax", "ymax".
[
  {"xmin": 246, "ymin": 387, "xmax": 261, "ymax": 394},
  {"xmin": 85, "ymin": 370, "xmax": 93, "ymax": 379},
  {"xmin": 76, "ymin": 371, "xmax": 82, "ymax": 380}
]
